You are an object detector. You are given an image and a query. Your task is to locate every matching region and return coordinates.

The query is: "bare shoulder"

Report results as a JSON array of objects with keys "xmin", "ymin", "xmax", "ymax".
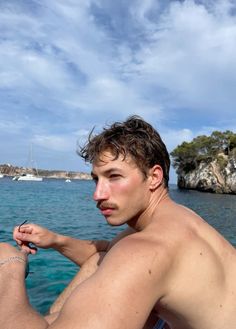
[
  {"xmin": 102, "ymin": 232, "xmax": 175, "ymax": 289},
  {"xmin": 55, "ymin": 233, "xmax": 171, "ymax": 329}
]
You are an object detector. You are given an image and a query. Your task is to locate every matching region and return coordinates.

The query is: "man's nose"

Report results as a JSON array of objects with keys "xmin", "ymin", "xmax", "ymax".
[{"xmin": 93, "ymin": 181, "xmax": 109, "ymax": 201}]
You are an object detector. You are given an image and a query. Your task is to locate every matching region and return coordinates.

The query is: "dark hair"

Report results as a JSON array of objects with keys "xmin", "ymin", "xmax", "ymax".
[{"xmin": 79, "ymin": 115, "xmax": 170, "ymax": 187}]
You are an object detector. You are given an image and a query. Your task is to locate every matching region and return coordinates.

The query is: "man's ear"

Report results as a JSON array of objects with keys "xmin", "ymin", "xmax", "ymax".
[{"xmin": 148, "ymin": 165, "xmax": 163, "ymax": 191}]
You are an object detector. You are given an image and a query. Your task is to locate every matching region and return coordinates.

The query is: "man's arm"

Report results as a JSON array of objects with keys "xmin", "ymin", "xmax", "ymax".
[
  {"xmin": 48, "ymin": 251, "xmax": 106, "ymax": 317},
  {"xmin": 48, "ymin": 227, "xmax": 135, "ymax": 316},
  {"xmin": 13, "ymin": 223, "xmax": 109, "ymax": 266},
  {"xmin": 49, "ymin": 235, "xmax": 169, "ymax": 329},
  {"xmin": 52, "ymin": 226, "xmax": 135, "ymax": 265},
  {"xmin": 13, "ymin": 224, "xmax": 135, "ymax": 266},
  {"xmin": 13, "ymin": 223, "xmax": 136, "ymax": 321}
]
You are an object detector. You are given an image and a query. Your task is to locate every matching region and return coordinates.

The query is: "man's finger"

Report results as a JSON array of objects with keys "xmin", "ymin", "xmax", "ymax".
[
  {"xmin": 17, "ymin": 225, "xmax": 33, "ymax": 234},
  {"xmin": 15, "ymin": 232, "xmax": 37, "ymax": 244},
  {"xmin": 21, "ymin": 244, "xmax": 37, "ymax": 255}
]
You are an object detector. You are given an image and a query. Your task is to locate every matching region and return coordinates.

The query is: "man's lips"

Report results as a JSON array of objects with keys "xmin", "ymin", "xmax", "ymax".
[
  {"xmin": 97, "ymin": 202, "xmax": 117, "ymax": 216},
  {"xmin": 100, "ymin": 208, "xmax": 114, "ymax": 216}
]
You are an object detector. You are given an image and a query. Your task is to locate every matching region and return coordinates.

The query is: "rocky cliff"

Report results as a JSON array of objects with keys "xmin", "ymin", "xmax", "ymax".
[
  {"xmin": 177, "ymin": 154, "xmax": 236, "ymax": 194},
  {"xmin": 171, "ymin": 131, "xmax": 236, "ymax": 194},
  {"xmin": 0, "ymin": 164, "xmax": 91, "ymax": 180}
]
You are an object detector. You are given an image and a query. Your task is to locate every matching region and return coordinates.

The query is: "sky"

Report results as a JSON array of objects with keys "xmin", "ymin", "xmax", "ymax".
[{"xmin": 1, "ymin": 0, "xmax": 236, "ymax": 183}]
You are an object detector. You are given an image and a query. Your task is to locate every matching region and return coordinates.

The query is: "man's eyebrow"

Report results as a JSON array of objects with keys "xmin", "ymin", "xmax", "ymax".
[
  {"xmin": 91, "ymin": 168, "xmax": 122, "ymax": 177},
  {"xmin": 105, "ymin": 168, "xmax": 122, "ymax": 175}
]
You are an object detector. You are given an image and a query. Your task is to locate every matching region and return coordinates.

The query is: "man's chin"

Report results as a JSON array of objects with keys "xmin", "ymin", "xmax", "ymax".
[{"xmin": 105, "ymin": 216, "xmax": 125, "ymax": 227}]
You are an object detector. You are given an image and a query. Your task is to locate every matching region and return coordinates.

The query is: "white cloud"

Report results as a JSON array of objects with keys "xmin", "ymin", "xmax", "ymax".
[
  {"xmin": 161, "ymin": 128, "xmax": 194, "ymax": 153},
  {"xmin": 0, "ymin": 119, "xmax": 26, "ymax": 134},
  {"xmin": 129, "ymin": 0, "xmax": 236, "ymax": 116},
  {"xmin": 32, "ymin": 134, "xmax": 76, "ymax": 152},
  {"xmin": 0, "ymin": 0, "xmax": 236, "ymax": 175}
]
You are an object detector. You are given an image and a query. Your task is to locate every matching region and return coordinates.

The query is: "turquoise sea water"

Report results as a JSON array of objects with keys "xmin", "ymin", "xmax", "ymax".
[{"xmin": 0, "ymin": 177, "xmax": 236, "ymax": 314}]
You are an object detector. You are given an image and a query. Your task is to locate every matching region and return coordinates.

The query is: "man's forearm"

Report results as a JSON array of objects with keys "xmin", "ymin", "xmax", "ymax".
[
  {"xmin": 51, "ymin": 234, "xmax": 109, "ymax": 266},
  {"xmin": 13, "ymin": 223, "xmax": 110, "ymax": 266},
  {"xmin": 52, "ymin": 227, "xmax": 136, "ymax": 266}
]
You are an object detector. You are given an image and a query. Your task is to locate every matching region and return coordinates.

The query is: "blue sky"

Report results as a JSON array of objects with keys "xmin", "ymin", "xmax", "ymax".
[{"xmin": 1, "ymin": 0, "xmax": 236, "ymax": 183}]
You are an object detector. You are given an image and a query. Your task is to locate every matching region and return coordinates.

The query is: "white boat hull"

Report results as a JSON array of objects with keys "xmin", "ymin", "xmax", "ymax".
[{"xmin": 14, "ymin": 174, "xmax": 43, "ymax": 181}]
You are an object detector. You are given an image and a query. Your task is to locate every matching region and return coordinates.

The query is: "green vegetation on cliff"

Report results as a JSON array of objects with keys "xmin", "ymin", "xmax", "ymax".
[{"xmin": 171, "ymin": 131, "xmax": 236, "ymax": 174}]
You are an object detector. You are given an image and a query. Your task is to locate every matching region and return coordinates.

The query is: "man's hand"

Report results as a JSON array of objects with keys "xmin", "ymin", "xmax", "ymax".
[{"xmin": 13, "ymin": 223, "xmax": 58, "ymax": 254}]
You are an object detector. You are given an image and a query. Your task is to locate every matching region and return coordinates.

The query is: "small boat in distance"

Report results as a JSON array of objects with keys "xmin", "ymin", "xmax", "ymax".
[
  {"xmin": 65, "ymin": 171, "xmax": 71, "ymax": 183},
  {"xmin": 13, "ymin": 173, "xmax": 43, "ymax": 182},
  {"xmin": 0, "ymin": 173, "xmax": 4, "ymax": 178},
  {"xmin": 12, "ymin": 144, "xmax": 43, "ymax": 182}
]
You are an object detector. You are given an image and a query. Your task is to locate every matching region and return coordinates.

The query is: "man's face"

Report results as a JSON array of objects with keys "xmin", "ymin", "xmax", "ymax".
[{"xmin": 91, "ymin": 151, "xmax": 151, "ymax": 226}]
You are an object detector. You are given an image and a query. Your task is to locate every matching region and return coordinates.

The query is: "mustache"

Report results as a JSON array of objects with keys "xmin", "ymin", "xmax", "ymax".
[{"xmin": 97, "ymin": 201, "xmax": 118, "ymax": 210}]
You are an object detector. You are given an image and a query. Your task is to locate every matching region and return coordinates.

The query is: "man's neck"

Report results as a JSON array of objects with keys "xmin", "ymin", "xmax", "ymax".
[{"xmin": 128, "ymin": 186, "xmax": 169, "ymax": 232}]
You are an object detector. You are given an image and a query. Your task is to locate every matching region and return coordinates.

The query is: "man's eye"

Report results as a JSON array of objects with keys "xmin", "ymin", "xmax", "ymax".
[{"xmin": 110, "ymin": 174, "xmax": 121, "ymax": 179}]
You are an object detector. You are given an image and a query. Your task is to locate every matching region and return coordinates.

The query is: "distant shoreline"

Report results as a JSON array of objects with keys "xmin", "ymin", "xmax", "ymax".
[{"xmin": 0, "ymin": 163, "xmax": 92, "ymax": 180}]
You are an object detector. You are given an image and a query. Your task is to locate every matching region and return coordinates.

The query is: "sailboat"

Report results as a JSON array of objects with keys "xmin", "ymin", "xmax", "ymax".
[
  {"xmin": 12, "ymin": 144, "xmax": 43, "ymax": 182},
  {"xmin": 15, "ymin": 173, "xmax": 43, "ymax": 181},
  {"xmin": 65, "ymin": 172, "xmax": 71, "ymax": 183}
]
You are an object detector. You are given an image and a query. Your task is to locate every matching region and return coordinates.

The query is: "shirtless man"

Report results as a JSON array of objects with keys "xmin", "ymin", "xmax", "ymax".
[{"xmin": 1, "ymin": 115, "xmax": 236, "ymax": 329}]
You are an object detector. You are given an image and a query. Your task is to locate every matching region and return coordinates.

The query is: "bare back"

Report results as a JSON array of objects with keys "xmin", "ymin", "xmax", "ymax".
[{"xmin": 140, "ymin": 199, "xmax": 236, "ymax": 329}]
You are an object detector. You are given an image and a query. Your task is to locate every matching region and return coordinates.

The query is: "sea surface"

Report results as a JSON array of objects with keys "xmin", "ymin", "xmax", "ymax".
[{"xmin": 0, "ymin": 177, "xmax": 236, "ymax": 315}]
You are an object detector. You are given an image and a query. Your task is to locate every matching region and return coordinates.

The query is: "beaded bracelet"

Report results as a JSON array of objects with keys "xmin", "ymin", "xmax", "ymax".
[
  {"xmin": 0, "ymin": 256, "xmax": 29, "ymax": 278},
  {"xmin": 0, "ymin": 256, "xmax": 26, "ymax": 265}
]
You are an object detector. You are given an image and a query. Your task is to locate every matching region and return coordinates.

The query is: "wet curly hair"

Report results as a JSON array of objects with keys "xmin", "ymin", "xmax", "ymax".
[{"xmin": 78, "ymin": 115, "xmax": 170, "ymax": 187}]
